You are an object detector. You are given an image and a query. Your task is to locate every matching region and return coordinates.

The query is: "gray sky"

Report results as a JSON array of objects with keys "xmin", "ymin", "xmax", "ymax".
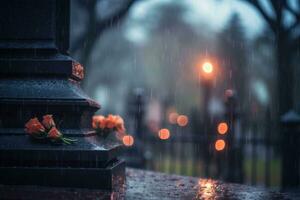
[{"xmin": 125, "ymin": 0, "xmax": 264, "ymax": 44}]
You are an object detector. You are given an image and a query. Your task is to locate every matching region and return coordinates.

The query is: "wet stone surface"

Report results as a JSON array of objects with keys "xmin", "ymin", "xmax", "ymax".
[
  {"xmin": 0, "ymin": 168, "xmax": 299, "ymax": 200},
  {"xmin": 126, "ymin": 169, "xmax": 300, "ymax": 200}
]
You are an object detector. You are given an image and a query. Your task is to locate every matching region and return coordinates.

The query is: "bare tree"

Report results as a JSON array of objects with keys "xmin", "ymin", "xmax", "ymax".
[
  {"xmin": 71, "ymin": 0, "xmax": 138, "ymax": 68},
  {"xmin": 218, "ymin": 14, "xmax": 248, "ymax": 112},
  {"xmin": 241, "ymin": 0, "xmax": 300, "ymax": 116}
]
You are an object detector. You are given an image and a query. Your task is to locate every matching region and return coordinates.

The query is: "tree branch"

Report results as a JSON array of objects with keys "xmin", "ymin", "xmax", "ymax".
[
  {"xmin": 243, "ymin": 0, "xmax": 277, "ymax": 31},
  {"xmin": 270, "ymin": 0, "xmax": 284, "ymax": 20},
  {"xmin": 285, "ymin": 1, "xmax": 300, "ymax": 31},
  {"xmin": 71, "ymin": 0, "xmax": 137, "ymax": 54},
  {"xmin": 96, "ymin": 0, "xmax": 136, "ymax": 34},
  {"xmin": 285, "ymin": 1, "xmax": 300, "ymax": 18}
]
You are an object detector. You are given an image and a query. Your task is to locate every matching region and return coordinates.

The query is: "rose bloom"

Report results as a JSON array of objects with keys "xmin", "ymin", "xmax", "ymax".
[
  {"xmin": 25, "ymin": 118, "xmax": 45, "ymax": 134},
  {"xmin": 92, "ymin": 115, "xmax": 106, "ymax": 129},
  {"xmin": 106, "ymin": 114, "xmax": 117, "ymax": 129},
  {"xmin": 115, "ymin": 115, "xmax": 125, "ymax": 133},
  {"xmin": 47, "ymin": 127, "xmax": 62, "ymax": 140},
  {"xmin": 115, "ymin": 115, "xmax": 124, "ymax": 127},
  {"xmin": 42, "ymin": 114, "xmax": 56, "ymax": 129},
  {"xmin": 116, "ymin": 125, "xmax": 126, "ymax": 134}
]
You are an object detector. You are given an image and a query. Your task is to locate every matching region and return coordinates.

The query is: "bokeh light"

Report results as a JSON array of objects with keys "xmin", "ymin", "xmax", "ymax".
[
  {"xmin": 225, "ymin": 89, "xmax": 234, "ymax": 97},
  {"xmin": 217, "ymin": 122, "xmax": 228, "ymax": 135},
  {"xmin": 215, "ymin": 139, "xmax": 226, "ymax": 151},
  {"xmin": 158, "ymin": 128, "xmax": 170, "ymax": 140},
  {"xmin": 168, "ymin": 112, "xmax": 179, "ymax": 124},
  {"xmin": 123, "ymin": 135, "xmax": 134, "ymax": 146},
  {"xmin": 177, "ymin": 115, "xmax": 189, "ymax": 127}
]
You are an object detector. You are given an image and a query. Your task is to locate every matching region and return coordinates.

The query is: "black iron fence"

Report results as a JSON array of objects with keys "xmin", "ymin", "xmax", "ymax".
[
  {"xmin": 142, "ymin": 127, "xmax": 280, "ymax": 187},
  {"xmin": 124, "ymin": 89, "xmax": 300, "ymax": 190},
  {"xmin": 124, "ymin": 116, "xmax": 299, "ymax": 190}
]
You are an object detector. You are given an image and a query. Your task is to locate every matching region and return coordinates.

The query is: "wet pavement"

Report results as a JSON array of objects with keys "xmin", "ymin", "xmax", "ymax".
[
  {"xmin": 0, "ymin": 168, "xmax": 299, "ymax": 199},
  {"xmin": 125, "ymin": 169, "xmax": 300, "ymax": 200}
]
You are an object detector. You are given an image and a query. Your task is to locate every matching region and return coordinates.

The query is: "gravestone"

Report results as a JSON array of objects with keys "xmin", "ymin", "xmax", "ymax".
[{"xmin": 0, "ymin": 0, "xmax": 125, "ymax": 190}]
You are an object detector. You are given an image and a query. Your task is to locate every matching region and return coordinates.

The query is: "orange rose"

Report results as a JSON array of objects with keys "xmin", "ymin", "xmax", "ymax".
[
  {"xmin": 92, "ymin": 115, "xmax": 106, "ymax": 129},
  {"xmin": 25, "ymin": 118, "xmax": 45, "ymax": 134},
  {"xmin": 115, "ymin": 115, "xmax": 126, "ymax": 133},
  {"xmin": 98, "ymin": 118, "xmax": 107, "ymax": 129},
  {"xmin": 42, "ymin": 114, "xmax": 56, "ymax": 129},
  {"xmin": 93, "ymin": 114, "xmax": 126, "ymax": 134},
  {"xmin": 115, "ymin": 115, "xmax": 124, "ymax": 127},
  {"xmin": 116, "ymin": 124, "xmax": 126, "ymax": 134},
  {"xmin": 115, "ymin": 115, "xmax": 124, "ymax": 126},
  {"xmin": 106, "ymin": 114, "xmax": 117, "ymax": 129},
  {"xmin": 47, "ymin": 127, "xmax": 62, "ymax": 140}
]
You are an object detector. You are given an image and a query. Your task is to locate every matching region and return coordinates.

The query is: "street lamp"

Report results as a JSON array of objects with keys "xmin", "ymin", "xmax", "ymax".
[
  {"xmin": 200, "ymin": 61, "xmax": 215, "ymax": 81},
  {"xmin": 202, "ymin": 62, "xmax": 213, "ymax": 74},
  {"xmin": 199, "ymin": 61, "xmax": 216, "ymax": 124},
  {"xmin": 198, "ymin": 60, "xmax": 217, "ymax": 177}
]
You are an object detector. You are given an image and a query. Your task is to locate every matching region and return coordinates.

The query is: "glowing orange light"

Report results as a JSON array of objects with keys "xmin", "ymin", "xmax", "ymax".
[
  {"xmin": 158, "ymin": 128, "xmax": 170, "ymax": 140},
  {"xmin": 177, "ymin": 115, "xmax": 188, "ymax": 127},
  {"xmin": 215, "ymin": 139, "xmax": 226, "ymax": 151},
  {"xmin": 202, "ymin": 62, "xmax": 213, "ymax": 74},
  {"xmin": 168, "ymin": 112, "xmax": 179, "ymax": 124},
  {"xmin": 217, "ymin": 122, "xmax": 228, "ymax": 135},
  {"xmin": 122, "ymin": 135, "xmax": 134, "ymax": 146}
]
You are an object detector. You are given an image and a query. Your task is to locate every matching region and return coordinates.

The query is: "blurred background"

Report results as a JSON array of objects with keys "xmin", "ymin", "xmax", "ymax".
[{"xmin": 70, "ymin": 0, "xmax": 300, "ymax": 190}]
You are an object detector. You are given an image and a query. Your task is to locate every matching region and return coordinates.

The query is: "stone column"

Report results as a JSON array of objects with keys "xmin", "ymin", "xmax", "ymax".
[{"xmin": 0, "ymin": 0, "xmax": 125, "ymax": 190}]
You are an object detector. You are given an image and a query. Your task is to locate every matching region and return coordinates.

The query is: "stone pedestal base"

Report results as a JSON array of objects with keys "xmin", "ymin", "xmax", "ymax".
[
  {"xmin": 0, "ymin": 160, "xmax": 125, "ymax": 190},
  {"xmin": 0, "ymin": 132, "xmax": 125, "ymax": 190}
]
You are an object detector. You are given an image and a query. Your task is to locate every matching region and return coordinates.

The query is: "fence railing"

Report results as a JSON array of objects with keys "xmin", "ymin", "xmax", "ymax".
[
  {"xmin": 125, "ymin": 90, "xmax": 300, "ymax": 190},
  {"xmin": 124, "ymin": 119, "xmax": 297, "ymax": 189}
]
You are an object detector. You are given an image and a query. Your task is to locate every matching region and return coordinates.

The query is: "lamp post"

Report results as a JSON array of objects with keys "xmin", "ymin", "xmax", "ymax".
[
  {"xmin": 200, "ymin": 61, "xmax": 215, "ymax": 123},
  {"xmin": 199, "ymin": 61, "xmax": 215, "ymax": 177},
  {"xmin": 200, "ymin": 61, "xmax": 215, "ymax": 122}
]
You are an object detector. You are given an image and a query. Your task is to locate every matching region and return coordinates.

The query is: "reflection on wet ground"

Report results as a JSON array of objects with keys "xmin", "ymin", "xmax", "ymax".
[
  {"xmin": 126, "ymin": 169, "xmax": 299, "ymax": 200},
  {"xmin": 0, "ymin": 168, "xmax": 299, "ymax": 199},
  {"xmin": 196, "ymin": 179, "xmax": 218, "ymax": 199}
]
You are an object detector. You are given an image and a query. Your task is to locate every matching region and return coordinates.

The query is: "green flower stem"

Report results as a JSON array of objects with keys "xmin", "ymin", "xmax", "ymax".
[
  {"xmin": 63, "ymin": 137, "xmax": 77, "ymax": 142},
  {"xmin": 61, "ymin": 137, "xmax": 71, "ymax": 145},
  {"xmin": 60, "ymin": 137, "xmax": 77, "ymax": 144}
]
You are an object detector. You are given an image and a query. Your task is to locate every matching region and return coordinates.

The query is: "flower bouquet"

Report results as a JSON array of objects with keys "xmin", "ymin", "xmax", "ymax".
[
  {"xmin": 92, "ymin": 114, "xmax": 126, "ymax": 138},
  {"xmin": 25, "ymin": 115, "xmax": 77, "ymax": 144}
]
